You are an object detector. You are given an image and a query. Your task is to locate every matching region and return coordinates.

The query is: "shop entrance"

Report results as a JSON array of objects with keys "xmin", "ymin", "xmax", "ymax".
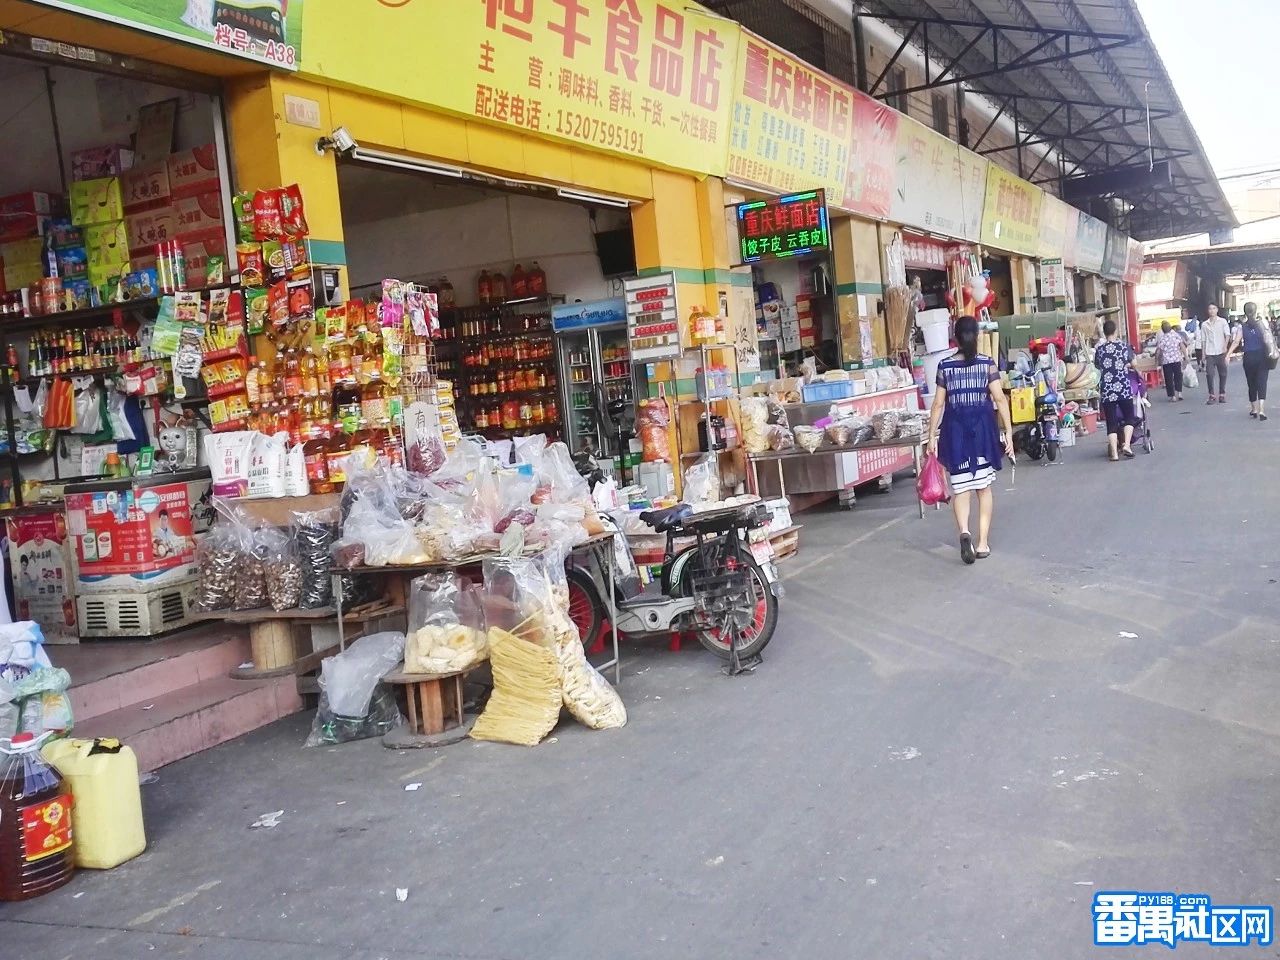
[{"xmin": 335, "ymin": 159, "xmax": 642, "ymax": 466}]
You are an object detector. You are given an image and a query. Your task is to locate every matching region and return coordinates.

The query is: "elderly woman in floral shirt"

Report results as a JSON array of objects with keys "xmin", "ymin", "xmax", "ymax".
[
  {"xmin": 1095, "ymin": 319, "xmax": 1137, "ymax": 460},
  {"xmin": 1155, "ymin": 320, "xmax": 1187, "ymax": 401}
]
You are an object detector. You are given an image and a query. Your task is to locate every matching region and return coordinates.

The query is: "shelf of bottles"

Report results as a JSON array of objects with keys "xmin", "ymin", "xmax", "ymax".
[{"xmin": 438, "ymin": 296, "xmax": 565, "ymax": 437}]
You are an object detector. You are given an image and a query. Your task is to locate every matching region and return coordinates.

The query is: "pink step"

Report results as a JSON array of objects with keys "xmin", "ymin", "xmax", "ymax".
[
  {"xmin": 66, "ymin": 630, "xmax": 252, "ymax": 723},
  {"xmin": 73, "ymin": 674, "xmax": 303, "ymax": 772}
]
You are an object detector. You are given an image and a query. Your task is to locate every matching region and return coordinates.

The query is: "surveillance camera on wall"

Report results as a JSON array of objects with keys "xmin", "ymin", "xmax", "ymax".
[{"xmin": 315, "ymin": 126, "xmax": 357, "ymax": 156}]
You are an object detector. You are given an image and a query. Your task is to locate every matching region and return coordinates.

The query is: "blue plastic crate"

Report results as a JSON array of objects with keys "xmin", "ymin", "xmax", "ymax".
[{"xmin": 801, "ymin": 380, "xmax": 853, "ymax": 403}]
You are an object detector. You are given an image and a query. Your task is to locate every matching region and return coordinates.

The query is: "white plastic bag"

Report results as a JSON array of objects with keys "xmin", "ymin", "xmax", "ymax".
[
  {"xmin": 304, "ymin": 631, "xmax": 405, "ymax": 747},
  {"xmin": 1183, "ymin": 364, "xmax": 1199, "ymax": 389}
]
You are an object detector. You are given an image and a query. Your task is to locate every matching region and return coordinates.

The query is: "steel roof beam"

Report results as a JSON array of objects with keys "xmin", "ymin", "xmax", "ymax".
[{"xmin": 865, "ymin": 12, "xmax": 1130, "ymax": 41}]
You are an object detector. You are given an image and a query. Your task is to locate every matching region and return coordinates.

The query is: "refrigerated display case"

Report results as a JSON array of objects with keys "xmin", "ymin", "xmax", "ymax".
[{"xmin": 552, "ymin": 299, "xmax": 642, "ymax": 470}]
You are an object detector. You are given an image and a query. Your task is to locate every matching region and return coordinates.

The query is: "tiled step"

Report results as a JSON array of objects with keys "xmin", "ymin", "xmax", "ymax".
[
  {"xmin": 65, "ymin": 629, "xmax": 252, "ymax": 723},
  {"xmin": 72, "ymin": 674, "xmax": 303, "ymax": 772}
]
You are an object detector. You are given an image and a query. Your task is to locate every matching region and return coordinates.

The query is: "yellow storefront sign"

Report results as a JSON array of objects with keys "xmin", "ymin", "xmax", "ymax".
[
  {"xmin": 301, "ymin": 0, "xmax": 736, "ymax": 176},
  {"xmin": 725, "ymin": 30, "xmax": 850, "ymax": 207},
  {"xmin": 981, "ymin": 164, "xmax": 1042, "ymax": 256},
  {"xmin": 1037, "ymin": 194, "xmax": 1079, "ymax": 265}
]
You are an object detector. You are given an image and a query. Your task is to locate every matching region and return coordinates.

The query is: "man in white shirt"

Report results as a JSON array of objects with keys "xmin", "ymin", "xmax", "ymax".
[{"xmin": 1201, "ymin": 303, "xmax": 1231, "ymax": 403}]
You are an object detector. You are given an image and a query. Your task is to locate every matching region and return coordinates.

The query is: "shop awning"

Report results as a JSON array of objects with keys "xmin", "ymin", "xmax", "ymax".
[{"xmin": 851, "ymin": 0, "xmax": 1235, "ymax": 242}]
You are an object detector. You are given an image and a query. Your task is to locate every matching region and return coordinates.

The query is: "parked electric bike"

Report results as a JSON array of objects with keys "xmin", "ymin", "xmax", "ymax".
[{"xmin": 565, "ymin": 456, "xmax": 781, "ymax": 671}]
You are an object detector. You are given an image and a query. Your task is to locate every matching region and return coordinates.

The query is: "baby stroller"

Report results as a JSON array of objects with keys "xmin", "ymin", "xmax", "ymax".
[{"xmin": 1126, "ymin": 368, "xmax": 1155, "ymax": 453}]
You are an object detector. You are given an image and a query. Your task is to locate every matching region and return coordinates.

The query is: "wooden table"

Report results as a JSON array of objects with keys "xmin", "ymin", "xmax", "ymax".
[{"xmin": 382, "ymin": 662, "xmax": 471, "ymax": 735}]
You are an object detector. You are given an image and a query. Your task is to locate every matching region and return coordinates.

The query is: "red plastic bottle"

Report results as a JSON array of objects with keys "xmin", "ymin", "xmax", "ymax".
[{"xmin": 0, "ymin": 732, "xmax": 75, "ymax": 901}]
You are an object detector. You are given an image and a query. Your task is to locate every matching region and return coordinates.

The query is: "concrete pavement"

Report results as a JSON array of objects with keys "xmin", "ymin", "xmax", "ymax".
[{"xmin": 5, "ymin": 380, "xmax": 1279, "ymax": 960}]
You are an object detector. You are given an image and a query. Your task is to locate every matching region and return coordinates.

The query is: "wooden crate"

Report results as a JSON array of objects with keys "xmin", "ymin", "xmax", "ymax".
[{"xmin": 767, "ymin": 525, "xmax": 801, "ymax": 562}]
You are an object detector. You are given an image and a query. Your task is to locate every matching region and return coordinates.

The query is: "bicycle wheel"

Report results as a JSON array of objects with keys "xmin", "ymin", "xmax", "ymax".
[{"xmin": 674, "ymin": 544, "xmax": 778, "ymax": 661}]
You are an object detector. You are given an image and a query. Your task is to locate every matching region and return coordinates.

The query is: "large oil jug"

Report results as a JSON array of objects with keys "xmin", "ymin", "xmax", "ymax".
[
  {"xmin": 0, "ymin": 732, "xmax": 74, "ymax": 901},
  {"xmin": 43, "ymin": 737, "xmax": 145, "ymax": 869}
]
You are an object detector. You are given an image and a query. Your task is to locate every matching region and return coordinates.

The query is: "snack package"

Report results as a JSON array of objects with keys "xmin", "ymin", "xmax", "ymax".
[
  {"xmin": 741, "ymin": 396, "xmax": 770, "ymax": 453},
  {"xmin": 236, "ymin": 243, "xmax": 264, "ymax": 286},
  {"xmin": 233, "ymin": 192, "xmax": 255, "ymax": 243},
  {"xmin": 281, "ymin": 184, "xmax": 309, "ymax": 236},
  {"xmin": 268, "ymin": 281, "xmax": 289, "ymax": 330},
  {"xmin": 638, "ymin": 398, "xmax": 672, "ymax": 463},
  {"xmin": 405, "ymin": 573, "xmax": 489, "ymax": 674},
  {"xmin": 287, "ymin": 279, "xmax": 314, "ymax": 323},
  {"xmin": 252, "ymin": 188, "xmax": 284, "ymax": 240},
  {"xmin": 262, "ymin": 240, "xmax": 286, "ymax": 284},
  {"xmin": 283, "ymin": 237, "xmax": 309, "ymax": 280}
]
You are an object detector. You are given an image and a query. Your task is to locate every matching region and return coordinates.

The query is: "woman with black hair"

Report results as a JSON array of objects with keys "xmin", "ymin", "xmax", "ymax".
[
  {"xmin": 1094, "ymin": 318, "xmax": 1137, "ymax": 460},
  {"xmin": 927, "ymin": 316, "xmax": 1014, "ymax": 564}
]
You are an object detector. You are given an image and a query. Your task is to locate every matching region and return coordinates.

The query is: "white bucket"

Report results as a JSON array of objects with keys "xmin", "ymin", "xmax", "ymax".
[{"xmin": 918, "ymin": 308, "xmax": 952, "ymax": 353}]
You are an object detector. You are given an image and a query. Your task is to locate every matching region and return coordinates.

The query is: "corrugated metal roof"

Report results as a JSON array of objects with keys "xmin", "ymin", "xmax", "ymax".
[{"xmin": 856, "ymin": 0, "xmax": 1235, "ymax": 241}]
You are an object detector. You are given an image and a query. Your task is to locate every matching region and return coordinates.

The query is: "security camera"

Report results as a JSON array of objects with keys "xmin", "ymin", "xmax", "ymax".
[{"xmin": 315, "ymin": 126, "xmax": 357, "ymax": 157}]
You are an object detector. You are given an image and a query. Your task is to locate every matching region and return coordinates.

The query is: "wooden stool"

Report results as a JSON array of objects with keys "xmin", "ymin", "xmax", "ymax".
[{"xmin": 382, "ymin": 663, "xmax": 466, "ymax": 735}]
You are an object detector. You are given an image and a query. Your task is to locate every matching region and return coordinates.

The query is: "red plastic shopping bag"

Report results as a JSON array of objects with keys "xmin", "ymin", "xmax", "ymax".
[{"xmin": 917, "ymin": 452, "xmax": 950, "ymax": 506}]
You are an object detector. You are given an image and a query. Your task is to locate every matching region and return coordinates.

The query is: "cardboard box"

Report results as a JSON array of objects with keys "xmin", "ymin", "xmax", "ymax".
[
  {"xmin": 180, "ymin": 233, "xmax": 227, "ymax": 288},
  {"xmin": 2, "ymin": 262, "xmax": 43, "ymax": 293},
  {"xmin": 87, "ymin": 261, "xmax": 129, "ymax": 292},
  {"xmin": 173, "ymin": 191, "xmax": 224, "ymax": 241},
  {"xmin": 121, "ymin": 161, "xmax": 171, "ymax": 212},
  {"xmin": 85, "ymin": 220, "xmax": 130, "ymax": 269},
  {"xmin": 167, "ymin": 144, "xmax": 220, "ymax": 200},
  {"xmin": 0, "ymin": 191, "xmax": 56, "ymax": 217},
  {"xmin": 69, "ymin": 177, "xmax": 124, "ymax": 226},
  {"xmin": 0, "ymin": 236, "xmax": 44, "ymax": 266},
  {"xmin": 0, "ymin": 213, "xmax": 51, "ymax": 243},
  {"xmin": 56, "ymin": 246, "xmax": 88, "ymax": 280},
  {"xmin": 125, "ymin": 207, "xmax": 176, "ymax": 256},
  {"xmin": 71, "ymin": 145, "xmax": 134, "ymax": 181},
  {"xmin": 64, "ymin": 481, "xmax": 197, "ymax": 593}
]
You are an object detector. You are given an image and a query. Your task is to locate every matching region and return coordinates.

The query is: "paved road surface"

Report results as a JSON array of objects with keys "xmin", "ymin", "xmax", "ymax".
[{"xmin": 6, "ymin": 384, "xmax": 1279, "ymax": 959}]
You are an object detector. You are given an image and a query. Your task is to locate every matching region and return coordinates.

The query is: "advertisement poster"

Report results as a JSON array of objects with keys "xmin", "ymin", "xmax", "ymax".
[
  {"xmin": 1075, "ymin": 213, "xmax": 1109, "ymax": 274},
  {"xmin": 845, "ymin": 92, "xmax": 898, "ymax": 219},
  {"xmin": 980, "ymin": 163, "xmax": 1043, "ymax": 255},
  {"xmin": 624, "ymin": 273, "xmax": 681, "ymax": 362},
  {"xmin": 6, "ymin": 513, "xmax": 76, "ymax": 641},
  {"xmin": 1101, "ymin": 227, "xmax": 1130, "ymax": 282},
  {"xmin": 64, "ymin": 481, "xmax": 194, "ymax": 582},
  {"xmin": 303, "ymin": 0, "xmax": 737, "ymax": 175},
  {"xmin": 1038, "ymin": 195, "xmax": 1080, "ymax": 266},
  {"xmin": 1040, "ymin": 258, "xmax": 1068, "ymax": 299},
  {"xmin": 1124, "ymin": 237, "xmax": 1146, "ymax": 284},
  {"xmin": 726, "ymin": 31, "xmax": 851, "ymax": 206},
  {"xmin": 891, "ymin": 115, "xmax": 988, "ymax": 241},
  {"xmin": 29, "ymin": 1, "xmax": 303, "ymax": 68}
]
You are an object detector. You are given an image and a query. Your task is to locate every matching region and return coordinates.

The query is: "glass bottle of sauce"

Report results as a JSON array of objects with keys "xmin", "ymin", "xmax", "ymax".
[
  {"xmin": 477, "ymin": 269, "xmax": 492, "ymax": 304},
  {"xmin": 439, "ymin": 276, "xmax": 455, "ymax": 308},
  {"xmin": 510, "ymin": 264, "xmax": 527, "ymax": 298},
  {"xmin": 491, "ymin": 270, "xmax": 507, "ymax": 304}
]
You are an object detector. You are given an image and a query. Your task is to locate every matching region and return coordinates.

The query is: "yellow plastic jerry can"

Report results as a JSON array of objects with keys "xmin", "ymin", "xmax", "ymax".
[{"xmin": 41, "ymin": 738, "xmax": 146, "ymax": 869}]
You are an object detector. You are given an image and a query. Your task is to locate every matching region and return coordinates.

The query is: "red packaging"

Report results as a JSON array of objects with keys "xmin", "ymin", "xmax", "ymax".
[
  {"xmin": 268, "ymin": 281, "xmax": 289, "ymax": 329},
  {"xmin": 281, "ymin": 185, "xmax": 308, "ymax": 236},
  {"xmin": 236, "ymin": 243, "xmax": 264, "ymax": 286},
  {"xmin": 252, "ymin": 189, "xmax": 284, "ymax": 240},
  {"xmin": 283, "ymin": 237, "xmax": 309, "ymax": 280},
  {"xmin": 287, "ymin": 279, "xmax": 314, "ymax": 323}
]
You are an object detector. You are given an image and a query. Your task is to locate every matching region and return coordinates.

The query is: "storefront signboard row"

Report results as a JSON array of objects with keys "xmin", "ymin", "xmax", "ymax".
[
  {"xmin": 891, "ymin": 114, "xmax": 986, "ymax": 242},
  {"xmin": 29, "ymin": 0, "xmax": 303, "ymax": 68}
]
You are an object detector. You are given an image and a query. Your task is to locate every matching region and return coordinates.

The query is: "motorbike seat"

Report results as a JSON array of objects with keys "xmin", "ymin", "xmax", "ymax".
[{"xmin": 640, "ymin": 504, "xmax": 691, "ymax": 533}]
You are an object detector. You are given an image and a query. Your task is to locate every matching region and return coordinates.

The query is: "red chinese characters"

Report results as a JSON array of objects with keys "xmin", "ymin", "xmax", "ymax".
[
  {"xmin": 605, "ymin": 0, "xmax": 641, "ymax": 81},
  {"xmin": 483, "ymin": 0, "xmax": 535, "ymax": 41},
  {"xmin": 649, "ymin": 5, "xmax": 684, "ymax": 96},
  {"xmin": 548, "ymin": 0, "xmax": 590, "ymax": 57}
]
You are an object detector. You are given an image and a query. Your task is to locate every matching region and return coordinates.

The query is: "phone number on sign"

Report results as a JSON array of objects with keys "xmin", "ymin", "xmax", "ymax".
[{"xmin": 554, "ymin": 111, "xmax": 646, "ymax": 155}]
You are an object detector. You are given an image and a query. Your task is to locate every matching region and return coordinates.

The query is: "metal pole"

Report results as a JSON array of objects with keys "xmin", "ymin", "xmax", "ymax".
[{"xmin": 44, "ymin": 68, "xmax": 68, "ymax": 195}]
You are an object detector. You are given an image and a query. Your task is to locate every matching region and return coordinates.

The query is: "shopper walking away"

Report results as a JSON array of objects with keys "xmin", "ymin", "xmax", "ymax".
[
  {"xmin": 1094, "ymin": 318, "xmax": 1137, "ymax": 461},
  {"xmin": 1155, "ymin": 321, "xmax": 1186, "ymax": 401},
  {"xmin": 1230, "ymin": 301, "xmax": 1277, "ymax": 420},
  {"xmin": 927, "ymin": 316, "xmax": 1014, "ymax": 565},
  {"xmin": 1201, "ymin": 303, "xmax": 1231, "ymax": 403}
]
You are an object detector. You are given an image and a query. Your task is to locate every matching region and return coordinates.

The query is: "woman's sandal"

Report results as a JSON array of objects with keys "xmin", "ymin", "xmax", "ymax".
[
  {"xmin": 975, "ymin": 549, "xmax": 991, "ymax": 559},
  {"xmin": 1122, "ymin": 447, "xmax": 1136, "ymax": 459},
  {"xmin": 960, "ymin": 533, "xmax": 976, "ymax": 565}
]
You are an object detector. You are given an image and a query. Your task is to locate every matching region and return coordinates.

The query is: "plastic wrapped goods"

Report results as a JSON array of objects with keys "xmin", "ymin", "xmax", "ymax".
[
  {"xmin": 404, "ymin": 574, "xmax": 489, "ymax": 674},
  {"xmin": 637, "ymin": 398, "xmax": 672, "ymax": 463},
  {"xmin": 304, "ymin": 631, "xmax": 405, "ymax": 747},
  {"xmin": 793, "ymin": 425, "xmax": 824, "ymax": 454},
  {"xmin": 740, "ymin": 396, "xmax": 770, "ymax": 453}
]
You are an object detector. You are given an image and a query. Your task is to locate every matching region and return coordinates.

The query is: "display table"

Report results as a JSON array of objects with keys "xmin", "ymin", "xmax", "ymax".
[
  {"xmin": 749, "ymin": 437, "xmax": 926, "ymax": 517},
  {"xmin": 332, "ymin": 532, "xmax": 621, "ymax": 683},
  {"xmin": 753, "ymin": 385, "xmax": 923, "ymax": 509}
]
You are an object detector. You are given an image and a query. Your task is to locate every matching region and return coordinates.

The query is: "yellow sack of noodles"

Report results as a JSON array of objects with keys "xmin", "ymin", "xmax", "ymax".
[{"xmin": 469, "ymin": 627, "xmax": 562, "ymax": 746}]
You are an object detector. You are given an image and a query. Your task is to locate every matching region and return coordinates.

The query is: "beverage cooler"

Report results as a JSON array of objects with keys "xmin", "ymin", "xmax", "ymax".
[{"xmin": 552, "ymin": 299, "xmax": 643, "ymax": 474}]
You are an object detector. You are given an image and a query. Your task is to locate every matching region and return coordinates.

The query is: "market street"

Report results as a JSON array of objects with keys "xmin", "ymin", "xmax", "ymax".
[{"xmin": 2, "ymin": 390, "xmax": 1275, "ymax": 959}]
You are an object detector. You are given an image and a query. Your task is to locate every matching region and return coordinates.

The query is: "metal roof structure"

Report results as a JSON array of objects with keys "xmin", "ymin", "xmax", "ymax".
[{"xmin": 850, "ymin": 0, "xmax": 1236, "ymax": 241}]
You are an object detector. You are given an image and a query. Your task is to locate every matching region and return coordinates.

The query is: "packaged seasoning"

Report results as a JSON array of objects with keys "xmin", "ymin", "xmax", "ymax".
[
  {"xmin": 287, "ymin": 280, "xmax": 314, "ymax": 323},
  {"xmin": 236, "ymin": 243, "xmax": 264, "ymax": 286},
  {"xmin": 283, "ymin": 237, "xmax": 309, "ymax": 280},
  {"xmin": 174, "ymin": 290, "xmax": 202, "ymax": 324},
  {"xmin": 244, "ymin": 287, "xmax": 268, "ymax": 334},
  {"xmin": 208, "ymin": 287, "xmax": 230, "ymax": 326},
  {"xmin": 252, "ymin": 189, "xmax": 284, "ymax": 240},
  {"xmin": 233, "ymin": 192, "xmax": 256, "ymax": 243},
  {"xmin": 205, "ymin": 254, "xmax": 227, "ymax": 286},
  {"xmin": 281, "ymin": 184, "xmax": 309, "ymax": 236},
  {"xmin": 268, "ymin": 281, "xmax": 290, "ymax": 330},
  {"xmin": 262, "ymin": 240, "xmax": 286, "ymax": 284}
]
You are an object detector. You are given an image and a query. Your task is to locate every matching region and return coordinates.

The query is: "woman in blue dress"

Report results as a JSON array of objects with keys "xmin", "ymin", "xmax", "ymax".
[{"xmin": 927, "ymin": 316, "xmax": 1014, "ymax": 564}]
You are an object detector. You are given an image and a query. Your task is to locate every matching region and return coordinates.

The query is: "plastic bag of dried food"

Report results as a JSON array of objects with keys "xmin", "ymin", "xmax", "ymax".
[
  {"xmin": 637, "ymin": 398, "xmax": 671, "ymax": 462},
  {"xmin": 305, "ymin": 631, "xmax": 405, "ymax": 747},
  {"xmin": 740, "ymin": 396, "xmax": 770, "ymax": 453},
  {"xmin": 262, "ymin": 526, "xmax": 303, "ymax": 612},
  {"xmin": 405, "ymin": 573, "xmax": 488, "ymax": 674},
  {"xmin": 194, "ymin": 524, "xmax": 240, "ymax": 611},
  {"xmin": 766, "ymin": 397, "xmax": 791, "ymax": 430},
  {"xmin": 767, "ymin": 424, "xmax": 795, "ymax": 451},
  {"xmin": 293, "ymin": 507, "xmax": 338, "ymax": 608},
  {"xmin": 872, "ymin": 410, "xmax": 901, "ymax": 442},
  {"xmin": 897, "ymin": 414, "xmax": 925, "ymax": 439},
  {"xmin": 530, "ymin": 441, "xmax": 590, "ymax": 505},
  {"xmin": 682, "ymin": 453, "xmax": 719, "ymax": 506},
  {"xmin": 233, "ymin": 524, "xmax": 270, "ymax": 611},
  {"xmin": 794, "ymin": 425, "xmax": 824, "ymax": 454},
  {"xmin": 824, "ymin": 420, "xmax": 852, "ymax": 446}
]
